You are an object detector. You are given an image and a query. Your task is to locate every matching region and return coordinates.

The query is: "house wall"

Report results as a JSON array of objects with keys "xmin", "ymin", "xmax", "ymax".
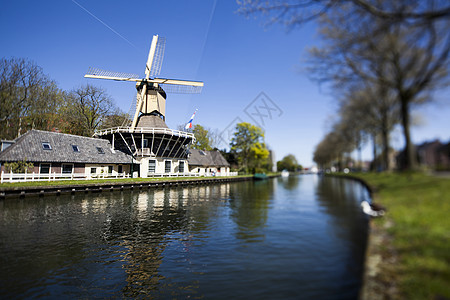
[
  {"xmin": 85, "ymin": 164, "xmax": 130, "ymax": 176},
  {"xmin": 0, "ymin": 161, "xmax": 134, "ymax": 176},
  {"xmin": 139, "ymin": 157, "xmax": 188, "ymax": 177},
  {"xmin": 189, "ymin": 166, "xmax": 230, "ymax": 176},
  {"xmin": 0, "ymin": 162, "xmax": 86, "ymax": 174}
]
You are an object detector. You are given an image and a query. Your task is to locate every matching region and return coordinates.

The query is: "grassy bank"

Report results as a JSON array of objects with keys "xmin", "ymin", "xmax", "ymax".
[
  {"xmin": 0, "ymin": 175, "xmax": 251, "ymax": 190},
  {"xmin": 346, "ymin": 172, "xmax": 449, "ymax": 299}
]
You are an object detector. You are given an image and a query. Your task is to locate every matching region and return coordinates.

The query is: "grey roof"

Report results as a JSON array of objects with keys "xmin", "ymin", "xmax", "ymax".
[
  {"xmin": 136, "ymin": 114, "xmax": 168, "ymax": 129},
  {"xmin": 0, "ymin": 130, "xmax": 132, "ymax": 164},
  {"xmin": 188, "ymin": 149, "xmax": 230, "ymax": 167}
]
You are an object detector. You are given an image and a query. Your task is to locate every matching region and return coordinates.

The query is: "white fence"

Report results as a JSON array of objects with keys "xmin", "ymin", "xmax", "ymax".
[
  {"xmin": 1, "ymin": 171, "xmax": 239, "ymax": 183},
  {"xmin": 0, "ymin": 171, "xmax": 130, "ymax": 183},
  {"xmin": 146, "ymin": 172, "xmax": 238, "ymax": 178}
]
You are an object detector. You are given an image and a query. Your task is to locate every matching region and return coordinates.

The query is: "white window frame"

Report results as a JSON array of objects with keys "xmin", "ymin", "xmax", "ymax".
[
  {"xmin": 164, "ymin": 160, "xmax": 172, "ymax": 173},
  {"xmin": 61, "ymin": 164, "xmax": 73, "ymax": 174},
  {"xmin": 179, "ymin": 161, "xmax": 185, "ymax": 173},
  {"xmin": 40, "ymin": 163, "xmax": 51, "ymax": 174},
  {"xmin": 148, "ymin": 159, "xmax": 156, "ymax": 173},
  {"xmin": 42, "ymin": 142, "xmax": 52, "ymax": 150}
]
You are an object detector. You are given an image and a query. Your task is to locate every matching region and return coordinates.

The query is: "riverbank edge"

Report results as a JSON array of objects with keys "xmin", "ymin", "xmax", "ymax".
[
  {"xmin": 325, "ymin": 173, "xmax": 398, "ymax": 300},
  {"xmin": 0, "ymin": 175, "xmax": 276, "ymax": 199}
]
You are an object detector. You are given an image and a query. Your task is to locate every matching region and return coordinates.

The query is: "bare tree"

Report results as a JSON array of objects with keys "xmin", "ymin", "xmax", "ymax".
[
  {"xmin": 238, "ymin": 0, "xmax": 450, "ymax": 27},
  {"xmin": 239, "ymin": 0, "xmax": 449, "ymax": 170},
  {"xmin": 306, "ymin": 3, "xmax": 449, "ymax": 170},
  {"xmin": 62, "ymin": 84, "xmax": 115, "ymax": 136},
  {"xmin": 0, "ymin": 58, "xmax": 62, "ymax": 139},
  {"xmin": 339, "ymin": 84, "xmax": 399, "ymax": 170}
]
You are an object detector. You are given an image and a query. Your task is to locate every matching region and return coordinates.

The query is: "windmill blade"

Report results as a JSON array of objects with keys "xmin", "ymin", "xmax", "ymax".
[
  {"xmin": 149, "ymin": 36, "xmax": 166, "ymax": 78},
  {"xmin": 159, "ymin": 83, "xmax": 203, "ymax": 94},
  {"xmin": 145, "ymin": 35, "xmax": 164, "ymax": 79},
  {"xmin": 149, "ymin": 78, "xmax": 204, "ymax": 86},
  {"xmin": 85, "ymin": 67, "xmax": 141, "ymax": 82},
  {"xmin": 150, "ymin": 78, "xmax": 204, "ymax": 94}
]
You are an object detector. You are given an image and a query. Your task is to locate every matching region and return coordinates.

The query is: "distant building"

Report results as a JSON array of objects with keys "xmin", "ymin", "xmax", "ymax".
[
  {"xmin": 396, "ymin": 139, "xmax": 450, "ymax": 170},
  {"xmin": 188, "ymin": 149, "xmax": 231, "ymax": 176},
  {"xmin": 417, "ymin": 140, "xmax": 450, "ymax": 170},
  {"xmin": 269, "ymin": 150, "xmax": 277, "ymax": 173},
  {"xmin": 0, "ymin": 130, "xmax": 132, "ymax": 176}
]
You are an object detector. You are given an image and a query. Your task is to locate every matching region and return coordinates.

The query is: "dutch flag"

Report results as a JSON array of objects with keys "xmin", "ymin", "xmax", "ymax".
[{"xmin": 185, "ymin": 109, "xmax": 197, "ymax": 129}]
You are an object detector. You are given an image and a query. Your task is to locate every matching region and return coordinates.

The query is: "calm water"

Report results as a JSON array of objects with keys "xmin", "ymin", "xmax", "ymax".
[{"xmin": 0, "ymin": 175, "xmax": 370, "ymax": 299}]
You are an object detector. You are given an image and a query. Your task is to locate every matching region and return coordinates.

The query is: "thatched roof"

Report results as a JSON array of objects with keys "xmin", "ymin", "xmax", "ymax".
[{"xmin": 188, "ymin": 149, "xmax": 230, "ymax": 167}]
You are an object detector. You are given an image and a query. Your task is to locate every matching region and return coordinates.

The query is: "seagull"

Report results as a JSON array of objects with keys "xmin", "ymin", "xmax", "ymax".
[{"xmin": 361, "ymin": 201, "xmax": 386, "ymax": 217}]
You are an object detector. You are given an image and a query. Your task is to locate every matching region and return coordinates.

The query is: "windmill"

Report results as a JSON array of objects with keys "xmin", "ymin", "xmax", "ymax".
[
  {"xmin": 85, "ymin": 35, "xmax": 203, "ymax": 129},
  {"xmin": 84, "ymin": 35, "xmax": 203, "ymax": 177}
]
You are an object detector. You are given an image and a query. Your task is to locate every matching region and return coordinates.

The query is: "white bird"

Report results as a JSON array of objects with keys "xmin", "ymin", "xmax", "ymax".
[{"xmin": 361, "ymin": 201, "xmax": 386, "ymax": 217}]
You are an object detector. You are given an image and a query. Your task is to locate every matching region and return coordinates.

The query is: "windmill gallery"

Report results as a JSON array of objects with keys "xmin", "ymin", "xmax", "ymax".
[{"xmin": 0, "ymin": 36, "xmax": 231, "ymax": 179}]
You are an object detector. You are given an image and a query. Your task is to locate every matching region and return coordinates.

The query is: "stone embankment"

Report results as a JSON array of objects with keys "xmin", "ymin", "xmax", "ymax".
[{"xmin": 0, "ymin": 176, "xmax": 256, "ymax": 199}]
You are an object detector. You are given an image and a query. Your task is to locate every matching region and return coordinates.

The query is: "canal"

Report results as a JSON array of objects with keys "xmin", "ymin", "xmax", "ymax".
[{"xmin": 0, "ymin": 175, "xmax": 370, "ymax": 299}]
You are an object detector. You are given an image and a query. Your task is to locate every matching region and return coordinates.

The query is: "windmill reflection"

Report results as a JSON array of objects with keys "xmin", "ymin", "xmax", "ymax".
[{"xmin": 93, "ymin": 184, "xmax": 231, "ymax": 297}]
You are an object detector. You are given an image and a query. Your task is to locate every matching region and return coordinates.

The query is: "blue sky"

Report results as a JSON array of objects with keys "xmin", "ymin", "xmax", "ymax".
[{"xmin": 1, "ymin": 0, "xmax": 449, "ymax": 167}]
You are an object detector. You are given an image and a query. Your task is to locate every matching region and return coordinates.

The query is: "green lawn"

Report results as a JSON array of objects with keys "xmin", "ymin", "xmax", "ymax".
[
  {"xmin": 0, "ymin": 175, "xmax": 251, "ymax": 189},
  {"xmin": 348, "ymin": 172, "xmax": 450, "ymax": 299}
]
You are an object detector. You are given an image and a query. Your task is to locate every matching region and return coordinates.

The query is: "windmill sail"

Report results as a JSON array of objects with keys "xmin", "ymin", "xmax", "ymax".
[
  {"xmin": 160, "ymin": 83, "xmax": 202, "ymax": 94},
  {"xmin": 149, "ymin": 36, "xmax": 165, "ymax": 77},
  {"xmin": 85, "ymin": 67, "xmax": 140, "ymax": 81}
]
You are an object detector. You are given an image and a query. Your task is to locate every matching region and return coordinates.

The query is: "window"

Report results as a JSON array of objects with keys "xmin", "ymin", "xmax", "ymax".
[
  {"xmin": 96, "ymin": 147, "xmax": 104, "ymax": 154},
  {"xmin": 108, "ymin": 166, "xmax": 113, "ymax": 174},
  {"xmin": 165, "ymin": 161, "xmax": 171, "ymax": 173},
  {"xmin": 118, "ymin": 165, "xmax": 123, "ymax": 173},
  {"xmin": 148, "ymin": 160, "xmax": 156, "ymax": 173},
  {"xmin": 62, "ymin": 164, "xmax": 73, "ymax": 174},
  {"xmin": 40, "ymin": 163, "xmax": 50, "ymax": 174},
  {"xmin": 42, "ymin": 142, "xmax": 52, "ymax": 150},
  {"xmin": 179, "ymin": 161, "xmax": 185, "ymax": 173},
  {"xmin": 72, "ymin": 145, "xmax": 79, "ymax": 152},
  {"xmin": 143, "ymin": 139, "xmax": 148, "ymax": 148},
  {"xmin": 91, "ymin": 167, "xmax": 96, "ymax": 174}
]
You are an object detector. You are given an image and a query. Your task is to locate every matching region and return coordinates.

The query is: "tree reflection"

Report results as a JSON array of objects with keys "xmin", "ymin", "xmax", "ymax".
[
  {"xmin": 278, "ymin": 175, "xmax": 301, "ymax": 190},
  {"xmin": 228, "ymin": 180, "xmax": 274, "ymax": 242},
  {"xmin": 314, "ymin": 176, "xmax": 369, "ymax": 282}
]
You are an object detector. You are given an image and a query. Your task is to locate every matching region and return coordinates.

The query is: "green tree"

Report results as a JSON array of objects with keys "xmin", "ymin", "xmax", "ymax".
[
  {"xmin": 191, "ymin": 124, "xmax": 213, "ymax": 150},
  {"xmin": 277, "ymin": 154, "xmax": 301, "ymax": 172},
  {"xmin": 230, "ymin": 122, "xmax": 269, "ymax": 173},
  {"xmin": 3, "ymin": 160, "xmax": 34, "ymax": 173}
]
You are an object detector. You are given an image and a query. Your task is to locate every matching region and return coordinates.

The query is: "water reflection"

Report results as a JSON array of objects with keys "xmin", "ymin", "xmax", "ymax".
[
  {"xmin": 228, "ymin": 181, "xmax": 274, "ymax": 242},
  {"xmin": 0, "ymin": 177, "xmax": 369, "ymax": 299},
  {"xmin": 279, "ymin": 174, "xmax": 301, "ymax": 190}
]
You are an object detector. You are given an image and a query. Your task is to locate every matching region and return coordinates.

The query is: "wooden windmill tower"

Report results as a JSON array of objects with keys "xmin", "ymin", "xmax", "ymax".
[{"xmin": 85, "ymin": 35, "xmax": 203, "ymax": 177}]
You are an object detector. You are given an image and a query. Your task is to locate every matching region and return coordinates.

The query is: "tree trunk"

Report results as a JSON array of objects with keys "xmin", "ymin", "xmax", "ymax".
[
  {"xmin": 372, "ymin": 133, "xmax": 377, "ymax": 171},
  {"xmin": 381, "ymin": 112, "xmax": 390, "ymax": 171},
  {"xmin": 400, "ymin": 97, "xmax": 417, "ymax": 170}
]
